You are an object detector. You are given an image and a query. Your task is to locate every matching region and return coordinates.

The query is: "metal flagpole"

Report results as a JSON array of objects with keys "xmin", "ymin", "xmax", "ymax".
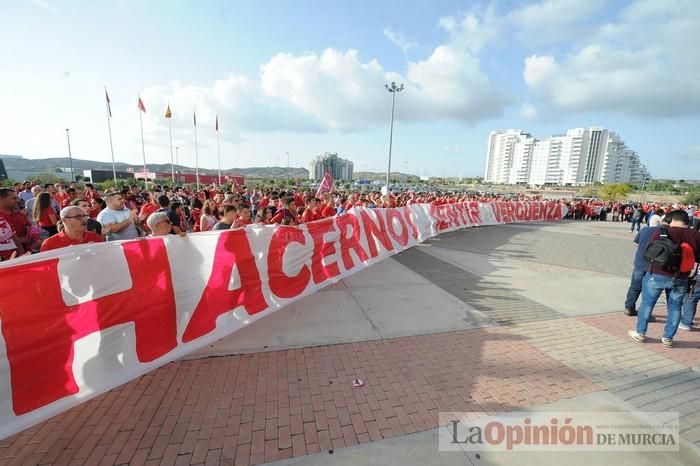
[
  {"xmin": 169, "ymin": 117, "xmax": 175, "ymax": 184},
  {"xmin": 65, "ymin": 129, "xmax": 75, "ymax": 182},
  {"xmin": 139, "ymin": 103, "xmax": 148, "ymax": 190},
  {"xmin": 193, "ymin": 110, "xmax": 200, "ymax": 191},
  {"xmin": 216, "ymin": 114, "xmax": 221, "ymax": 186},
  {"xmin": 105, "ymin": 88, "xmax": 117, "ymax": 183}
]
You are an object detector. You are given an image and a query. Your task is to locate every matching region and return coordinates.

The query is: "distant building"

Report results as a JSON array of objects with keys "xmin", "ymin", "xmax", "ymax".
[
  {"xmin": 0, "ymin": 160, "xmax": 8, "ymax": 181},
  {"xmin": 82, "ymin": 169, "xmax": 134, "ymax": 183},
  {"xmin": 309, "ymin": 153, "xmax": 354, "ymax": 181},
  {"xmin": 484, "ymin": 127, "xmax": 649, "ymax": 186}
]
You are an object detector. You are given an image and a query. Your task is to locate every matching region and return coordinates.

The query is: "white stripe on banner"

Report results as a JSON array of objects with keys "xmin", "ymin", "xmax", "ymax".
[{"xmin": 0, "ymin": 201, "xmax": 565, "ymax": 439}]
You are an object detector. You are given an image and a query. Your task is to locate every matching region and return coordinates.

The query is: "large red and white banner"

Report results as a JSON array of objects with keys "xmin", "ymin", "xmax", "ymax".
[{"xmin": 0, "ymin": 201, "xmax": 565, "ymax": 439}]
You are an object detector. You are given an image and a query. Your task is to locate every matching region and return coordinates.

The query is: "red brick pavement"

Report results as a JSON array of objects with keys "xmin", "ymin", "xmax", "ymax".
[
  {"xmin": 580, "ymin": 313, "xmax": 700, "ymax": 367},
  {"xmin": 0, "ymin": 326, "xmax": 598, "ymax": 466}
]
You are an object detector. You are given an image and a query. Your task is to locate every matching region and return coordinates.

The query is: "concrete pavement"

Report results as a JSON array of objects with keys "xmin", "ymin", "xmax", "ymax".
[{"xmin": 3, "ymin": 220, "xmax": 700, "ymax": 465}]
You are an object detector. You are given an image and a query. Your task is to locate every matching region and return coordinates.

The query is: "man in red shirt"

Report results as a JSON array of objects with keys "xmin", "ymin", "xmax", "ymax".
[
  {"xmin": 271, "ymin": 197, "xmax": 300, "ymax": 225},
  {"xmin": 320, "ymin": 195, "xmax": 336, "ymax": 218},
  {"xmin": 138, "ymin": 193, "xmax": 159, "ymax": 233},
  {"xmin": 60, "ymin": 188, "xmax": 80, "ymax": 208},
  {"xmin": 83, "ymin": 183, "xmax": 101, "ymax": 203},
  {"xmin": 53, "ymin": 183, "xmax": 68, "ymax": 206},
  {"xmin": 233, "ymin": 205, "xmax": 253, "ymax": 228},
  {"xmin": 0, "ymin": 188, "xmax": 26, "ymax": 260},
  {"xmin": 41, "ymin": 206, "xmax": 104, "ymax": 252},
  {"xmin": 301, "ymin": 197, "xmax": 322, "ymax": 223}
]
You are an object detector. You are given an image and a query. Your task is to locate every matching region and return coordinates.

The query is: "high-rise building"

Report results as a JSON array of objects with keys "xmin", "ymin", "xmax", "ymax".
[
  {"xmin": 484, "ymin": 129, "xmax": 532, "ymax": 184},
  {"xmin": 308, "ymin": 153, "xmax": 354, "ymax": 181},
  {"xmin": 484, "ymin": 127, "xmax": 648, "ymax": 186}
]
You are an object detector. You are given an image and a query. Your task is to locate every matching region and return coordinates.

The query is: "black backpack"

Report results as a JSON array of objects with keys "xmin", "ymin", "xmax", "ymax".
[{"xmin": 644, "ymin": 226, "xmax": 682, "ymax": 273}]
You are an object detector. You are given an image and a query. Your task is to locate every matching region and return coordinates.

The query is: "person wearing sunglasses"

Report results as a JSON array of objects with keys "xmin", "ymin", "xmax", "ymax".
[
  {"xmin": 40, "ymin": 206, "xmax": 104, "ymax": 252},
  {"xmin": 146, "ymin": 212, "xmax": 175, "ymax": 237}
]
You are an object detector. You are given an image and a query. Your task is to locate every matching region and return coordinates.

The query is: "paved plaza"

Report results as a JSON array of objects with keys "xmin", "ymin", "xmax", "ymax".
[{"xmin": 2, "ymin": 221, "xmax": 700, "ymax": 465}]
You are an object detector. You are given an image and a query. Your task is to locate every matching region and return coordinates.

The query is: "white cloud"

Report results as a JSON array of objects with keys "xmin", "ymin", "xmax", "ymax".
[
  {"xmin": 523, "ymin": 0, "xmax": 700, "ymax": 118},
  {"xmin": 507, "ymin": 0, "xmax": 604, "ymax": 46},
  {"xmin": 520, "ymin": 103, "xmax": 538, "ymax": 120},
  {"xmin": 271, "ymin": 46, "xmax": 514, "ymax": 127},
  {"xmin": 438, "ymin": 6, "xmax": 501, "ymax": 53},
  {"xmin": 438, "ymin": 0, "xmax": 604, "ymax": 51},
  {"xmin": 443, "ymin": 144, "xmax": 465, "ymax": 155},
  {"xmin": 383, "ymin": 27, "xmax": 417, "ymax": 53},
  {"xmin": 122, "ymin": 40, "xmax": 512, "ymax": 169},
  {"xmin": 404, "ymin": 45, "xmax": 513, "ymax": 122}
]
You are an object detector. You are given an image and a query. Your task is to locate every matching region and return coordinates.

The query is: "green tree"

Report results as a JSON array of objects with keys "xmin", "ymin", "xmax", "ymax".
[
  {"xmin": 33, "ymin": 172, "xmax": 67, "ymax": 185},
  {"xmin": 599, "ymin": 183, "xmax": 631, "ymax": 201},
  {"xmin": 579, "ymin": 185, "xmax": 600, "ymax": 198},
  {"xmin": 685, "ymin": 192, "xmax": 700, "ymax": 205},
  {"xmin": 99, "ymin": 179, "xmax": 132, "ymax": 191}
]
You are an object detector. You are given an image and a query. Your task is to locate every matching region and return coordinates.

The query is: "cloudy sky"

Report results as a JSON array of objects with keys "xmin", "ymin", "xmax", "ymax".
[{"xmin": 2, "ymin": 0, "xmax": 698, "ymax": 178}]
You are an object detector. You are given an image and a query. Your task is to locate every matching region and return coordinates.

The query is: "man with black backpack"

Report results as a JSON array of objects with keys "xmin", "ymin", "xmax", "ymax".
[
  {"xmin": 629, "ymin": 210, "xmax": 700, "ymax": 347},
  {"xmin": 624, "ymin": 217, "xmax": 670, "ymax": 317}
]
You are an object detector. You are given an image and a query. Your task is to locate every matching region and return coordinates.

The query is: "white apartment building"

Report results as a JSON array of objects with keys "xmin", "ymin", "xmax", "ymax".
[
  {"xmin": 308, "ymin": 153, "xmax": 354, "ymax": 181},
  {"xmin": 484, "ymin": 127, "xmax": 648, "ymax": 186}
]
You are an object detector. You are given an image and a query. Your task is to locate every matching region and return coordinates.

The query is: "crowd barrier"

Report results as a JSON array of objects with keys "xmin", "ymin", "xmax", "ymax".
[{"xmin": 0, "ymin": 201, "xmax": 566, "ymax": 439}]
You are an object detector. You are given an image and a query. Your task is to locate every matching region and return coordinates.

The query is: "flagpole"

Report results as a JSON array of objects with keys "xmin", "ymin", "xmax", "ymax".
[
  {"xmin": 216, "ymin": 119, "xmax": 221, "ymax": 186},
  {"xmin": 105, "ymin": 88, "xmax": 117, "ymax": 183},
  {"xmin": 139, "ymin": 104, "xmax": 148, "ymax": 190},
  {"xmin": 193, "ymin": 111, "xmax": 200, "ymax": 191},
  {"xmin": 168, "ymin": 117, "xmax": 175, "ymax": 184}
]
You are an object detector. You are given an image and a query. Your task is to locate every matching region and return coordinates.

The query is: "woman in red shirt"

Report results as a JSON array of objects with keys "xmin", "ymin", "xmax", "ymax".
[{"xmin": 33, "ymin": 192, "xmax": 58, "ymax": 236}]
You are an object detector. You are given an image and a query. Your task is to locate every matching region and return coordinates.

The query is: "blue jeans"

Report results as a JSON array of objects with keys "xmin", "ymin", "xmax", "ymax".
[
  {"xmin": 681, "ymin": 283, "xmax": 700, "ymax": 327},
  {"xmin": 630, "ymin": 219, "xmax": 642, "ymax": 232},
  {"xmin": 624, "ymin": 266, "xmax": 646, "ymax": 311},
  {"xmin": 636, "ymin": 273, "xmax": 688, "ymax": 339}
]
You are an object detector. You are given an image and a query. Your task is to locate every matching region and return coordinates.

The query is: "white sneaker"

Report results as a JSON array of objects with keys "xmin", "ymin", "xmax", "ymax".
[
  {"xmin": 628, "ymin": 330, "xmax": 645, "ymax": 343},
  {"xmin": 678, "ymin": 323, "xmax": 693, "ymax": 331}
]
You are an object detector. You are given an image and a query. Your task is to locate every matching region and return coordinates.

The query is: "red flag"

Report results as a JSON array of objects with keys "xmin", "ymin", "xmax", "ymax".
[
  {"xmin": 215, "ymin": 114, "xmax": 219, "ymax": 132},
  {"xmin": 138, "ymin": 97, "xmax": 146, "ymax": 113},
  {"xmin": 315, "ymin": 166, "xmax": 334, "ymax": 197},
  {"xmin": 105, "ymin": 88, "xmax": 112, "ymax": 117}
]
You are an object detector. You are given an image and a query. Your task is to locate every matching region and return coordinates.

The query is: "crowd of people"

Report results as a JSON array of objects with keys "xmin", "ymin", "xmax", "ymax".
[
  {"xmin": 561, "ymin": 199, "xmax": 700, "ymax": 229},
  {"xmin": 2, "ymin": 179, "xmax": 699, "ymax": 342},
  {"xmin": 0, "ymin": 180, "xmax": 558, "ymax": 261}
]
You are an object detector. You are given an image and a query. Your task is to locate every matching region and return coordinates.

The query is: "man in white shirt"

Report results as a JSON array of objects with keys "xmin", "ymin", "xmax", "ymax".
[
  {"xmin": 17, "ymin": 182, "xmax": 33, "ymax": 206},
  {"xmin": 96, "ymin": 192, "xmax": 140, "ymax": 241},
  {"xmin": 648, "ymin": 208, "xmax": 665, "ymax": 227}
]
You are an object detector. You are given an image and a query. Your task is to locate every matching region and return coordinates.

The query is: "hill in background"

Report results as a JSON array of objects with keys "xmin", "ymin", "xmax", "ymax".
[{"xmin": 0, "ymin": 154, "xmax": 309, "ymax": 180}]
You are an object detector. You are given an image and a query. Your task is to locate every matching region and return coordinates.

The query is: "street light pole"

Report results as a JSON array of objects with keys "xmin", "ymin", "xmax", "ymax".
[
  {"xmin": 286, "ymin": 151, "xmax": 290, "ymax": 181},
  {"xmin": 385, "ymin": 82, "xmax": 404, "ymax": 195},
  {"xmin": 641, "ymin": 159, "xmax": 650, "ymax": 203},
  {"xmin": 65, "ymin": 128, "xmax": 75, "ymax": 182}
]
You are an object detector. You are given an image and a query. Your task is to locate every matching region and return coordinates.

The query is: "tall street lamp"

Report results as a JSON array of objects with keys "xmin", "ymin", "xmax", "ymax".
[
  {"xmin": 175, "ymin": 146, "xmax": 180, "ymax": 184},
  {"xmin": 65, "ymin": 128, "xmax": 75, "ymax": 182},
  {"xmin": 641, "ymin": 159, "xmax": 650, "ymax": 203},
  {"xmin": 385, "ymin": 82, "xmax": 404, "ymax": 195}
]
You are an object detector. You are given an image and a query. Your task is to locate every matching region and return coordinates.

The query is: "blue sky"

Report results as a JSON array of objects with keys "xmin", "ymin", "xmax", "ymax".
[{"xmin": 1, "ymin": 0, "xmax": 698, "ymax": 179}]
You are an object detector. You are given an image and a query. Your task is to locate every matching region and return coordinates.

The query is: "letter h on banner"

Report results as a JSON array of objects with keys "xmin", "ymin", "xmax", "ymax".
[{"xmin": 0, "ymin": 240, "xmax": 178, "ymax": 415}]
